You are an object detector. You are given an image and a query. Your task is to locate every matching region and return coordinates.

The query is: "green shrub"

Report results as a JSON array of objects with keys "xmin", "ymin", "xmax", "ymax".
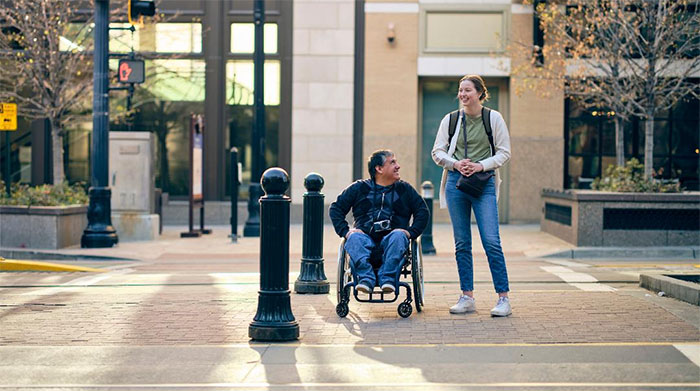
[
  {"xmin": 0, "ymin": 181, "xmax": 89, "ymax": 206},
  {"xmin": 592, "ymin": 158, "xmax": 682, "ymax": 193}
]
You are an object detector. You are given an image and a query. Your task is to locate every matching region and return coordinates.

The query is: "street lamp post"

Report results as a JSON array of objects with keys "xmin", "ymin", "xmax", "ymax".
[
  {"xmin": 243, "ymin": 0, "xmax": 266, "ymax": 237},
  {"xmin": 81, "ymin": 0, "xmax": 118, "ymax": 248}
]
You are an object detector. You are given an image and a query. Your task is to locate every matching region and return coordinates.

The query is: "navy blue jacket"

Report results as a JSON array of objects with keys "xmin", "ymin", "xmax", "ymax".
[{"xmin": 329, "ymin": 179, "xmax": 429, "ymax": 240}]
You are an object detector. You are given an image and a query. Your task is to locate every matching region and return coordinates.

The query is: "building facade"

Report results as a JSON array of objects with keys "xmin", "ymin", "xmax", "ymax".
[{"xmin": 3, "ymin": 0, "xmax": 698, "ymax": 223}]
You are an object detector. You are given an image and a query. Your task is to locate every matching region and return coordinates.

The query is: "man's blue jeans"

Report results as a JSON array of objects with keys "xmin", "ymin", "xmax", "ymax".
[
  {"xmin": 344, "ymin": 230, "xmax": 409, "ymax": 288},
  {"xmin": 445, "ymin": 170, "xmax": 509, "ymax": 293}
]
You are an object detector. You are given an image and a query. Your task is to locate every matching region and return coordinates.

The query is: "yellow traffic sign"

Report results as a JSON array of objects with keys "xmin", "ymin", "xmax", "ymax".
[{"xmin": 0, "ymin": 103, "xmax": 17, "ymax": 131}]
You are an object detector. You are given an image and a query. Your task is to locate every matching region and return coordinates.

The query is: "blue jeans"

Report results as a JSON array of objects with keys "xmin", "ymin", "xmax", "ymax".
[
  {"xmin": 445, "ymin": 170, "xmax": 509, "ymax": 293},
  {"xmin": 344, "ymin": 230, "xmax": 409, "ymax": 288}
]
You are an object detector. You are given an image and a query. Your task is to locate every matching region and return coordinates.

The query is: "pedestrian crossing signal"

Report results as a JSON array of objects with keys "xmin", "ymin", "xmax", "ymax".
[
  {"xmin": 128, "ymin": 0, "xmax": 156, "ymax": 25},
  {"xmin": 118, "ymin": 59, "xmax": 145, "ymax": 84}
]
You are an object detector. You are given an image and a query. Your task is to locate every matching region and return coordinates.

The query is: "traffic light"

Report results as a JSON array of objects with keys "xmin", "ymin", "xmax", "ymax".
[
  {"xmin": 117, "ymin": 59, "xmax": 145, "ymax": 84},
  {"xmin": 128, "ymin": 0, "xmax": 156, "ymax": 25}
]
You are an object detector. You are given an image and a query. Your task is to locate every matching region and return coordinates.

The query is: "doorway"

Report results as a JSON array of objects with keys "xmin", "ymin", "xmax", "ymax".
[{"xmin": 419, "ymin": 77, "xmax": 509, "ymax": 223}]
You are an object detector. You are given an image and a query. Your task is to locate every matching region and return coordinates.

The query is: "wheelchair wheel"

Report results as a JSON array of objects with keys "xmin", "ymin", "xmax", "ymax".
[
  {"xmin": 336, "ymin": 303, "xmax": 349, "ymax": 318},
  {"xmin": 337, "ymin": 238, "xmax": 351, "ymax": 304},
  {"xmin": 411, "ymin": 239, "xmax": 425, "ymax": 312},
  {"xmin": 398, "ymin": 302, "xmax": 412, "ymax": 318}
]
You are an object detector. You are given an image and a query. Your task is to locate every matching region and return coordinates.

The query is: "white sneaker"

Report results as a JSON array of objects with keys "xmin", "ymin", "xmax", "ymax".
[
  {"xmin": 490, "ymin": 297, "xmax": 512, "ymax": 317},
  {"xmin": 381, "ymin": 283, "xmax": 395, "ymax": 294},
  {"xmin": 449, "ymin": 295, "xmax": 476, "ymax": 314},
  {"xmin": 356, "ymin": 283, "xmax": 371, "ymax": 294}
]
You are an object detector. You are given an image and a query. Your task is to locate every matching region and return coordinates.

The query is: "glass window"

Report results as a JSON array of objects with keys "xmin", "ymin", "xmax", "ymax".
[
  {"xmin": 64, "ymin": 120, "xmax": 92, "ymax": 183},
  {"xmin": 653, "ymin": 120, "xmax": 670, "ymax": 155},
  {"xmin": 672, "ymin": 121, "xmax": 699, "ymax": 155},
  {"xmin": 567, "ymin": 156, "xmax": 598, "ymax": 189},
  {"xmin": 230, "ymin": 23, "xmax": 278, "ymax": 54},
  {"xmin": 109, "ymin": 23, "xmax": 139, "ymax": 53},
  {"xmin": 109, "ymin": 59, "xmax": 206, "ymax": 197},
  {"xmin": 225, "ymin": 60, "xmax": 280, "ymax": 105},
  {"xmin": 61, "ymin": 23, "xmax": 203, "ymax": 54},
  {"xmin": 601, "ymin": 120, "xmax": 616, "ymax": 155},
  {"xmin": 565, "ymin": 95, "xmax": 700, "ymax": 190},
  {"xmin": 155, "ymin": 23, "xmax": 202, "ymax": 53},
  {"xmin": 674, "ymin": 97, "xmax": 700, "ymax": 120},
  {"xmin": 148, "ymin": 59, "xmax": 206, "ymax": 101},
  {"xmin": 225, "ymin": 60, "xmax": 281, "ymax": 198},
  {"xmin": 568, "ymin": 119, "xmax": 598, "ymax": 155},
  {"xmin": 59, "ymin": 23, "xmax": 93, "ymax": 52}
]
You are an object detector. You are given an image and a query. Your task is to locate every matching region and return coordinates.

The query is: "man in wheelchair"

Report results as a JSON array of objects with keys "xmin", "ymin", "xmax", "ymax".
[{"xmin": 329, "ymin": 150, "xmax": 429, "ymax": 294}]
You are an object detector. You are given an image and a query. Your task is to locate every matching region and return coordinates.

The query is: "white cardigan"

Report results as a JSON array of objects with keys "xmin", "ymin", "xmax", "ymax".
[{"xmin": 431, "ymin": 108, "xmax": 512, "ymax": 209}]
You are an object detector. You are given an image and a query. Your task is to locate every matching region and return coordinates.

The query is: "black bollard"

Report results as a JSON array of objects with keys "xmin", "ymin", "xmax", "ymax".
[
  {"xmin": 421, "ymin": 181, "xmax": 436, "ymax": 255},
  {"xmin": 249, "ymin": 167, "xmax": 299, "ymax": 341},
  {"xmin": 294, "ymin": 173, "xmax": 329, "ymax": 294},
  {"xmin": 229, "ymin": 147, "xmax": 240, "ymax": 243}
]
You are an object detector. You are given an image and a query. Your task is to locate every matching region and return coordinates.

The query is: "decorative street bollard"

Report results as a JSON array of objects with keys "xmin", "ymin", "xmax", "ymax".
[
  {"xmin": 421, "ymin": 181, "xmax": 436, "ymax": 255},
  {"xmin": 229, "ymin": 147, "xmax": 240, "ymax": 243},
  {"xmin": 249, "ymin": 167, "xmax": 299, "ymax": 341},
  {"xmin": 294, "ymin": 173, "xmax": 329, "ymax": 294}
]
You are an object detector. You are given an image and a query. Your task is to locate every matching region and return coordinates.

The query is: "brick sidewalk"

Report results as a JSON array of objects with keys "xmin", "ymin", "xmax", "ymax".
[
  {"xmin": 1, "ymin": 281, "xmax": 698, "ymax": 346},
  {"xmin": 1, "ymin": 224, "xmax": 698, "ymax": 347}
]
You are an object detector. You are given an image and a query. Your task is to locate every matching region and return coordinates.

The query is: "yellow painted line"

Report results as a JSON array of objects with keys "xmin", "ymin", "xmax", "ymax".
[
  {"xmin": 593, "ymin": 263, "xmax": 697, "ymax": 268},
  {"xmin": 241, "ymin": 341, "xmax": 700, "ymax": 348},
  {"xmin": 0, "ymin": 258, "xmax": 104, "ymax": 273},
  {"xmin": 1, "ymin": 382, "xmax": 696, "ymax": 389}
]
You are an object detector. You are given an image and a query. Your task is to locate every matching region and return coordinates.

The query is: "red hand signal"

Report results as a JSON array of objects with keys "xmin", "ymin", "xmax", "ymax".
[{"xmin": 119, "ymin": 62, "xmax": 133, "ymax": 82}]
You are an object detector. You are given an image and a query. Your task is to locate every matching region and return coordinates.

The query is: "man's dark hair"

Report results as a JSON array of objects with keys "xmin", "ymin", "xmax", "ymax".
[{"xmin": 367, "ymin": 149, "xmax": 394, "ymax": 180}]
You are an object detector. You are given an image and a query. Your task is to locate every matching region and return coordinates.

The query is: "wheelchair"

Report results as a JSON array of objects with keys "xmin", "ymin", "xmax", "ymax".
[{"xmin": 336, "ymin": 236, "xmax": 424, "ymax": 318}]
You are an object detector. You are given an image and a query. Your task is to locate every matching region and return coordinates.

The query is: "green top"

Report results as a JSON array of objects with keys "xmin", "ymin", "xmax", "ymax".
[{"xmin": 453, "ymin": 113, "xmax": 492, "ymax": 162}]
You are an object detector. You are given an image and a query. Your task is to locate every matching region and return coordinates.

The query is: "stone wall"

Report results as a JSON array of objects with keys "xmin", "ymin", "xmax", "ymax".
[{"xmin": 291, "ymin": 0, "xmax": 355, "ymax": 205}]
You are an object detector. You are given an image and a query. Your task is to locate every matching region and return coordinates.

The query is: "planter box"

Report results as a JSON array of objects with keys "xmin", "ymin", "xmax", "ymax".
[
  {"xmin": 0, "ymin": 205, "xmax": 88, "ymax": 249},
  {"xmin": 541, "ymin": 189, "xmax": 699, "ymax": 247}
]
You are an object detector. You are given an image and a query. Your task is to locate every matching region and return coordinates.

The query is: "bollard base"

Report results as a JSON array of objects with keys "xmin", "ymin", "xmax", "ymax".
[
  {"xmin": 294, "ymin": 280, "xmax": 330, "ymax": 294},
  {"xmin": 249, "ymin": 322, "xmax": 299, "ymax": 341},
  {"xmin": 81, "ymin": 231, "xmax": 118, "ymax": 248}
]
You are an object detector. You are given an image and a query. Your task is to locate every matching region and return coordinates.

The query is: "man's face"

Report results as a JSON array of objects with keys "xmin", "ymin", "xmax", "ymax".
[{"xmin": 376, "ymin": 154, "xmax": 401, "ymax": 183}]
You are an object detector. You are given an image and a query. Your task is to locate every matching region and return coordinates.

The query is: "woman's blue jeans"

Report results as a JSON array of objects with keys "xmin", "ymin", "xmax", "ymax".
[
  {"xmin": 445, "ymin": 170, "xmax": 509, "ymax": 293},
  {"xmin": 344, "ymin": 230, "xmax": 408, "ymax": 288}
]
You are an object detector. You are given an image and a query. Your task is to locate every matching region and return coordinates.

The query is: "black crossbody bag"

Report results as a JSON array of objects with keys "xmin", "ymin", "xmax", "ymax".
[{"xmin": 452, "ymin": 107, "xmax": 495, "ymax": 198}]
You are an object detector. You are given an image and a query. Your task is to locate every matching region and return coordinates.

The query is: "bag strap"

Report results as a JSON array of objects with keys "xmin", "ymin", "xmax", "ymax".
[
  {"xmin": 481, "ymin": 106, "xmax": 495, "ymax": 156},
  {"xmin": 448, "ymin": 107, "xmax": 495, "ymax": 155},
  {"xmin": 447, "ymin": 110, "xmax": 459, "ymax": 143}
]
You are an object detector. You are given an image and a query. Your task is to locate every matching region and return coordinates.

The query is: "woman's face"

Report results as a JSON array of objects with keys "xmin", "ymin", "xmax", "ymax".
[{"xmin": 458, "ymin": 79, "xmax": 481, "ymax": 108}]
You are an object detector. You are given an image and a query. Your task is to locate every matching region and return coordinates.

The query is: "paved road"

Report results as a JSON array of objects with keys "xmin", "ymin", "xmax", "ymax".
[{"xmin": 0, "ymin": 225, "xmax": 698, "ymax": 390}]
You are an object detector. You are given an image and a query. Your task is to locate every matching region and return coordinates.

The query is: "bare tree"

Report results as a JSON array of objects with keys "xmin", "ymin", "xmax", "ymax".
[
  {"xmin": 512, "ymin": 0, "xmax": 700, "ymax": 177},
  {"xmin": 0, "ymin": 0, "xmax": 95, "ymax": 184},
  {"xmin": 618, "ymin": 0, "xmax": 700, "ymax": 178}
]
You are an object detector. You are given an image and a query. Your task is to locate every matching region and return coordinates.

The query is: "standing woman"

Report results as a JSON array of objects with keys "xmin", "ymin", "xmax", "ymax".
[{"xmin": 431, "ymin": 75, "xmax": 512, "ymax": 316}]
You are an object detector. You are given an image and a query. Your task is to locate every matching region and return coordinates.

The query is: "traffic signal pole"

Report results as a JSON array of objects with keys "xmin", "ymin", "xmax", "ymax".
[
  {"xmin": 81, "ymin": 0, "xmax": 118, "ymax": 248},
  {"xmin": 243, "ymin": 0, "xmax": 266, "ymax": 237}
]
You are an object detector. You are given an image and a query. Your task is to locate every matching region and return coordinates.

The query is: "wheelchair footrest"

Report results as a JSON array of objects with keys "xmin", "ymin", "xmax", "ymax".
[{"xmin": 352, "ymin": 281, "xmax": 411, "ymax": 304}]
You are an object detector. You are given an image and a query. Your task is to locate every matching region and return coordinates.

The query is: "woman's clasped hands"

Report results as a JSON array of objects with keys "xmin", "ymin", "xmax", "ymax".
[{"xmin": 454, "ymin": 159, "xmax": 484, "ymax": 177}]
